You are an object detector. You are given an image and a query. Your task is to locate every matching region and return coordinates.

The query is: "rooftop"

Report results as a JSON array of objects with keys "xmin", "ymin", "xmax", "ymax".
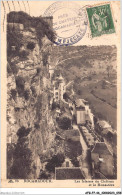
[
  {"xmin": 55, "ymin": 168, "xmax": 85, "ymax": 180},
  {"xmin": 91, "ymin": 142, "xmax": 112, "ymax": 155},
  {"xmin": 58, "ymin": 74, "xmax": 64, "ymax": 80},
  {"xmin": 97, "ymin": 120, "xmax": 111, "ymax": 129},
  {"xmin": 64, "ymin": 129, "xmax": 80, "ymax": 137},
  {"xmin": 75, "ymin": 99, "xmax": 85, "ymax": 108},
  {"xmin": 102, "ymin": 128, "xmax": 113, "ymax": 135},
  {"xmin": 60, "ymin": 112, "xmax": 72, "ymax": 120}
]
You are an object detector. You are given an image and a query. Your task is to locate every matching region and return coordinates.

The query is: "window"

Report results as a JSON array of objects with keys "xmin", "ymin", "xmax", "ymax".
[
  {"xmin": 66, "ymin": 161, "xmax": 69, "ymax": 167},
  {"xmin": 27, "ymin": 42, "xmax": 35, "ymax": 50}
]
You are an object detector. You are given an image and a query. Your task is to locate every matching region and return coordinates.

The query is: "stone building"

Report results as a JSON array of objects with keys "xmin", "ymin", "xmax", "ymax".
[
  {"xmin": 55, "ymin": 157, "xmax": 85, "ymax": 180},
  {"xmin": 53, "ymin": 74, "xmax": 66, "ymax": 102},
  {"xmin": 91, "ymin": 142, "xmax": 114, "ymax": 178},
  {"xmin": 74, "ymin": 99, "xmax": 94, "ymax": 127},
  {"xmin": 7, "ymin": 23, "xmax": 24, "ymax": 31}
]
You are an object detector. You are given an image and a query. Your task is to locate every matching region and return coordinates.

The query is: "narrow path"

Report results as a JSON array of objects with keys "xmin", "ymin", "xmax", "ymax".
[
  {"xmin": 65, "ymin": 80, "xmax": 74, "ymax": 88},
  {"xmin": 73, "ymin": 125, "xmax": 87, "ymax": 159},
  {"xmin": 91, "ymin": 90, "xmax": 116, "ymax": 109},
  {"xmin": 56, "ymin": 48, "xmax": 88, "ymax": 66},
  {"xmin": 57, "ymin": 55, "xmax": 83, "ymax": 65},
  {"xmin": 104, "ymin": 138, "xmax": 113, "ymax": 155},
  {"xmin": 70, "ymin": 89, "xmax": 75, "ymax": 97},
  {"xmin": 73, "ymin": 124, "xmax": 92, "ymax": 179}
]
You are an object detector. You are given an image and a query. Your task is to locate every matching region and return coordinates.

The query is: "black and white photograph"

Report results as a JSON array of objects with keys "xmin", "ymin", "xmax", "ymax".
[{"xmin": 1, "ymin": 0, "xmax": 120, "ymax": 188}]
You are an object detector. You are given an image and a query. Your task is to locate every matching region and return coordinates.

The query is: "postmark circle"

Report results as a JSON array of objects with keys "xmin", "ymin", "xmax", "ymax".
[{"xmin": 43, "ymin": 1, "xmax": 88, "ymax": 46}]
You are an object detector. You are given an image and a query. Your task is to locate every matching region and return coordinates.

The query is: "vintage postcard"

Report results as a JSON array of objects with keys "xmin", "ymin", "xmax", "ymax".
[{"xmin": 1, "ymin": 1, "xmax": 121, "ymax": 188}]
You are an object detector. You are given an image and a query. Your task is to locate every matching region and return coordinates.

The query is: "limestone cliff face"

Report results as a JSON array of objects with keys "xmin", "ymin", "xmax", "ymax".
[{"xmin": 7, "ymin": 27, "xmax": 56, "ymax": 179}]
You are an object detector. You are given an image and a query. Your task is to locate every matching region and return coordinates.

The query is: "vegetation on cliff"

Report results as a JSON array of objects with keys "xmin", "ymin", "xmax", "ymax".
[
  {"xmin": 7, "ymin": 11, "xmax": 56, "ymax": 58},
  {"xmin": 45, "ymin": 153, "xmax": 65, "ymax": 173},
  {"xmin": 7, "ymin": 11, "xmax": 56, "ymax": 179},
  {"xmin": 9, "ymin": 127, "xmax": 32, "ymax": 179}
]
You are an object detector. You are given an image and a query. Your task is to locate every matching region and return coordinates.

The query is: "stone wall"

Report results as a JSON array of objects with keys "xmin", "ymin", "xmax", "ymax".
[{"xmin": 7, "ymin": 27, "xmax": 56, "ymax": 179}]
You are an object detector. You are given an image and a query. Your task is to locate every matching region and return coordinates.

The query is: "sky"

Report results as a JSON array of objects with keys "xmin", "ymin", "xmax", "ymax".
[{"xmin": 1, "ymin": 1, "xmax": 120, "ymax": 46}]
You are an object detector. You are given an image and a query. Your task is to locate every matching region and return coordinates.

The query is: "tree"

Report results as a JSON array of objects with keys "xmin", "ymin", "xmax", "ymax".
[
  {"xmin": 102, "ymin": 80, "xmax": 107, "ymax": 89},
  {"xmin": 30, "ymin": 86, "xmax": 36, "ymax": 96},
  {"xmin": 10, "ymin": 139, "xmax": 32, "ymax": 179},
  {"xmin": 63, "ymin": 92, "xmax": 69, "ymax": 101},
  {"xmin": 15, "ymin": 76, "xmax": 25, "ymax": 96},
  {"xmin": 24, "ymin": 89, "xmax": 30, "ymax": 101},
  {"xmin": 10, "ymin": 89, "xmax": 17, "ymax": 100},
  {"xmin": 38, "ymin": 170, "xmax": 50, "ymax": 179},
  {"xmin": 106, "ymin": 65, "xmax": 110, "ymax": 78},
  {"xmin": 10, "ymin": 62, "xmax": 19, "ymax": 75},
  {"xmin": 42, "ymin": 52, "xmax": 49, "ymax": 66},
  {"xmin": 19, "ymin": 50, "xmax": 29, "ymax": 60},
  {"xmin": 71, "ymin": 157, "xmax": 79, "ymax": 167},
  {"xmin": 77, "ymin": 89, "xmax": 82, "ymax": 95},
  {"xmin": 106, "ymin": 64, "xmax": 114, "ymax": 79},
  {"xmin": 52, "ymin": 102, "xmax": 60, "ymax": 110},
  {"xmin": 17, "ymin": 126, "xmax": 31, "ymax": 138},
  {"xmin": 58, "ymin": 116, "xmax": 71, "ymax": 130},
  {"xmin": 45, "ymin": 153, "xmax": 65, "ymax": 173}
]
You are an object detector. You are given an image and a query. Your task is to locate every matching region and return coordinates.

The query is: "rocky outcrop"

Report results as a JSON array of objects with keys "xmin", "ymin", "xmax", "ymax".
[{"xmin": 7, "ymin": 25, "xmax": 56, "ymax": 179}]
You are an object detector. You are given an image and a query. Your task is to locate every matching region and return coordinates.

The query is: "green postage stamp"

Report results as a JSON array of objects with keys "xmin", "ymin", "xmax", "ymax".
[{"xmin": 87, "ymin": 4, "xmax": 115, "ymax": 37}]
